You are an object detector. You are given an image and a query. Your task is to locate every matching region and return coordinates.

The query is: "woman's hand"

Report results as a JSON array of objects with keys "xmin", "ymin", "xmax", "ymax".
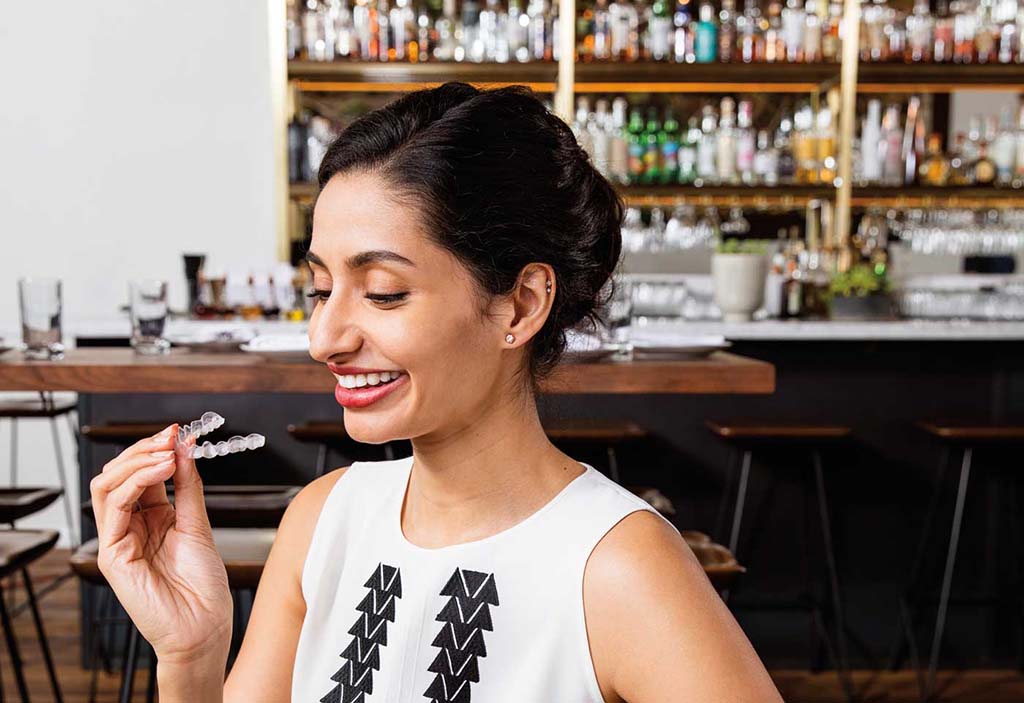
[{"xmin": 90, "ymin": 424, "xmax": 233, "ymax": 667}]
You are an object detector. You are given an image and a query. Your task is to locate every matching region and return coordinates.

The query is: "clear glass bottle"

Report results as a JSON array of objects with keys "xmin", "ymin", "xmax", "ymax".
[
  {"xmin": 775, "ymin": 116, "xmax": 796, "ymax": 182},
  {"xmin": 948, "ymin": 132, "xmax": 972, "ymax": 184},
  {"xmin": 390, "ymin": 0, "xmax": 417, "ymax": 60},
  {"xmin": 821, "ymin": 0, "xmax": 842, "ymax": 61},
  {"xmin": 609, "ymin": 98, "xmax": 631, "ymax": 184},
  {"xmin": 673, "ymin": 0, "xmax": 695, "ymax": 62},
  {"xmin": 719, "ymin": 0, "xmax": 738, "ymax": 61},
  {"xmin": 1015, "ymin": 104, "xmax": 1024, "ymax": 184},
  {"xmin": 528, "ymin": 0, "xmax": 554, "ymax": 60},
  {"xmin": 649, "ymin": 0, "xmax": 673, "ymax": 59},
  {"xmin": 860, "ymin": 0, "xmax": 887, "ymax": 61},
  {"xmin": 332, "ymin": 0, "xmax": 356, "ymax": 58},
  {"xmin": 816, "ymin": 105, "xmax": 835, "ymax": 183},
  {"xmin": 736, "ymin": 99, "xmax": 756, "ymax": 183},
  {"xmin": 974, "ymin": 0, "xmax": 998, "ymax": 63},
  {"xmin": 802, "ymin": 0, "xmax": 822, "ymax": 62},
  {"xmin": 764, "ymin": 0, "xmax": 786, "ymax": 61},
  {"xmin": 679, "ymin": 115, "xmax": 700, "ymax": 183},
  {"xmin": 932, "ymin": 0, "xmax": 954, "ymax": 62},
  {"xmin": 781, "ymin": 0, "xmax": 806, "ymax": 61},
  {"xmin": 792, "ymin": 103, "xmax": 817, "ymax": 184},
  {"xmin": 415, "ymin": 1, "xmax": 431, "ymax": 60},
  {"xmin": 880, "ymin": 103, "xmax": 904, "ymax": 186},
  {"xmin": 433, "ymin": 0, "xmax": 458, "ymax": 60},
  {"xmin": 592, "ymin": 0, "xmax": 613, "ymax": 59},
  {"xmin": 905, "ymin": 0, "xmax": 933, "ymax": 61},
  {"xmin": 610, "ymin": 0, "xmax": 641, "ymax": 60},
  {"xmin": 697, "ymin": 104, "xmax": 719, "ymax": 182},
  {"xmin": 717, "ymin": 97, "xmax": 739, "ymax": 183},
  {"xmin": 992, "ymin": 107, "xmax": 1017, "ymax": 184},
  {"xmin": 303, "ymin": 0, "xmax": 329, "ymax": 60},
  {"xmin": 475, "ymin": 0, "xmax": 500, "ymax": 60},
  {"xmin": 860, "ymin": 99, "xmax": 883, "ymax": 183},
  {"xmin": 376, "ymin": 0, "xmax": 392, "ymax": 61},
  {"xmin": 754, "ymin": 129, "xmax": 780, "ymax": 184},
  {"xmin": 737, "ymin": 0, "xmax": 763, "ymax": 62}
]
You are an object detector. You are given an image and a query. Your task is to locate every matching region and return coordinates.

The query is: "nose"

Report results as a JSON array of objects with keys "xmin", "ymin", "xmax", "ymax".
[{"xmin": 308, "ymin": 298, "xmax": 362, "ymax": 363}]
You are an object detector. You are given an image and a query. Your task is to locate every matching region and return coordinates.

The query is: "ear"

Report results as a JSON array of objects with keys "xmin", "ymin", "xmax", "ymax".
[{"xmin": 500, "ymin": 263, "xmax": 555, "ymax": 348}]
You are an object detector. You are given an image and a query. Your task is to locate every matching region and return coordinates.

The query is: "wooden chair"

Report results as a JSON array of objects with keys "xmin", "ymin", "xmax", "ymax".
[{"xmin": 287, "ymin": 420, "xmax": 402, "ymax": 478}]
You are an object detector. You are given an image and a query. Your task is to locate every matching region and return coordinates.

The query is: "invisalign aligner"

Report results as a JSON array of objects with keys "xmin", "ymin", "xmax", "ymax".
[{"xmin": 175, "ymin": 411, "xmax": 266, "ymax": 460}]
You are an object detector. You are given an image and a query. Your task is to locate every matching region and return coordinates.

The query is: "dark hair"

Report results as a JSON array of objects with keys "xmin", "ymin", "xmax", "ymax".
[{"xmin": 317, "ymin": 82, "xmax": 623, "ymax": 392}]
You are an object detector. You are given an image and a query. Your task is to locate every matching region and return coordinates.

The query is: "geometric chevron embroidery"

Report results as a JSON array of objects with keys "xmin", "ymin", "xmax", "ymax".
[
  {"xmin": 423, "ymin": 568, "xmax": 500, "ymax": 703},
  {"xmin": 321, "ymin": 563, "xmax": 402, "ymax": 703}
]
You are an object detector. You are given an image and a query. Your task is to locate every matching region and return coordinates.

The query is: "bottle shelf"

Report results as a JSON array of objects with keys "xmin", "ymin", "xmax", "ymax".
[
  {"xmin": 288, "ymin": 59, "xmax": 557, "ymax": 92},
  {"xmin": 851, "ymin": 185, "xmax": 1024, "ymax": 208},
  {"xmin": 857, "ymin": 63, "xmax": 1024, "ymax": 93},
  {"xmin": 290, "ymin": 182, "xmax": 318, "ymax": 201},
  {"xmin": 617, "ymin": 184, "xmax": 835, "ymax": 208}
]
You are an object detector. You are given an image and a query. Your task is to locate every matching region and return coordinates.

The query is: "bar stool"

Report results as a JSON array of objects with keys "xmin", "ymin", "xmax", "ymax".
[
  {"xmin": 890, "ymin": 422, "xmax": 1024, "ymax": 701},
  {"xmin": 707, "ymin": 420, "xmax": 855, "ymax": 700},
  {"xmin": 680, "ymin": 530, "xmax": 747, "ymax": 593},
  {"xmin": 0, "ymin": 528, "xmax": 64, "ymax": 702},
  {"xmin": 287, "ymin": 421, "xmax": 403, "ymax": 478},
  {"xmin": 544, "ymin": 418, "xmax": 649, "ymax": 484},
  {"xmin": 1, "ymin": 392, "xmax": 79, "ymax": 546},
  {"xmin": 70, "ymin": 528, "xmax": 275, "ymax": 703}
]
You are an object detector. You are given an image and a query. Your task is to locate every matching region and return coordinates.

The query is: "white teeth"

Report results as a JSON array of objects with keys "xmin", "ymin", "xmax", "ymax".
[{"xmin": 334, "ymin": 370, "xmax": 405, "ymax": 389}]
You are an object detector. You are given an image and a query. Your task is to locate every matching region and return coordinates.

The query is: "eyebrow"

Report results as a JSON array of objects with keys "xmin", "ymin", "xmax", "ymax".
[{"xmin": 304, "ymin": 249, "xmax": 416, "ymax": 270}]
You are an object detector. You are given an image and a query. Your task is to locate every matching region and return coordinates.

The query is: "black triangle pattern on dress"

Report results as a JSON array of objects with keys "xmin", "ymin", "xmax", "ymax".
[
  {"xmin": 423, "ymin": 568, "xmax": 499, "ymax": 703},
  {"xmin": 320, "ymin": 563, "xmax": 402, "ymax": 703}
]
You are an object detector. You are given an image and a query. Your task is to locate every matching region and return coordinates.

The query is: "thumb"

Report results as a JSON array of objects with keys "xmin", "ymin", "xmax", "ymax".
[{"xmin": 173, "ymin": 432, "xmax": 213, "ymax": 537}]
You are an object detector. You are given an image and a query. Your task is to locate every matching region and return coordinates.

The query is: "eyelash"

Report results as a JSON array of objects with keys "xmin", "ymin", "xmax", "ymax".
[{"xmin": 305, "ymin": 289, "xmax": 408, "ymax": 305}]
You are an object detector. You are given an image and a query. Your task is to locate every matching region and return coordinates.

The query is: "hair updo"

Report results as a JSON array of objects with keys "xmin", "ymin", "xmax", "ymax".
[{"xmin": 317, "ymin": 82, "xmax": 624, "ymax": 392}]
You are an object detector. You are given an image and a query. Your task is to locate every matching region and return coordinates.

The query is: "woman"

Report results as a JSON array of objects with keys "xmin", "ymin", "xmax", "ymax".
[{"xmin": 90, "ymin": 83, "xmax": 782, "ymax": 702}]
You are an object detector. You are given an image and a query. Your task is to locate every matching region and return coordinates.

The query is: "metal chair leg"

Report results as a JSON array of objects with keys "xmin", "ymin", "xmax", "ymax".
[
  {"xmin": 813, "ymin": 449, "xmax": 854, "ymax": 701},
  {"xmin": 49, "ymin": 416, "xmax": 78, "ymax": 547},
  {"xmin": 606, "ymin": 446, "xmax": 621, "ymax": 484},
  {"xmin": 384, "ymin": 443, "xmax": 396, "ymax": 461},
  {"xmin": 314, "ymin": 443, "xmax": 327, "ymax": 479},
  {"xmin": 119, "ymin": 626, "xmax": 141, "ymax": 703},
  {"xmin": 20, "ymin": 568, "xmax": 62, "ymax": 702},
  {"xmin": 723, "ymin": 449, "xmax": 753, "ymax": 604},
  {"xmin": 9, "ymin": 417, "xmax": 17, "ymax": 487},
  {"xmin": 714, "ymin": 448, "xmax": 739, "ymax": 541},
  {"xmin": 924, "ymin": 447, "xmax": 973, "ymax": 701},
  {"xmin": 0, "ymin": 581, "xmax": 31, "ymax": 702}
]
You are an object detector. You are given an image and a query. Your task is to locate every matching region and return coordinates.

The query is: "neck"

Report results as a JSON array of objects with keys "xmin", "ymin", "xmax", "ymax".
[{"xmin": 402, "ymin": 395, "xmax": 584, "ymax": 549}]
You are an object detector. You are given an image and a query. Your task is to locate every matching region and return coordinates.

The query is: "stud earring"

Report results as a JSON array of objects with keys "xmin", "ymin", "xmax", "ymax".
[
  {"xmin": 545, "ymin": 279, "xmax": 552, "ymax": 294},
  {"xmin": 505, "ymin": 333, "xmax": 516, "ymax": 344}
]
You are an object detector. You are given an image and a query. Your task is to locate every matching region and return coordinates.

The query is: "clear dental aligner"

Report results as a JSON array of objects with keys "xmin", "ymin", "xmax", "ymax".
[{"xmin": 174, "ymin": 411, "xmax": 266, "ymax": 460}]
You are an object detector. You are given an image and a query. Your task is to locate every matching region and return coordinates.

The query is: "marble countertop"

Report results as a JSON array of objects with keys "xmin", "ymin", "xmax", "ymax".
[{"xmin": 632, "ymin": 319, "xmax": 1024, "ymax": 341}]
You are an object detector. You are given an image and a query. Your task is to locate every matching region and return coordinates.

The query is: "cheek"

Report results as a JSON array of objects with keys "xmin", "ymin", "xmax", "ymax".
[{"xmin": 383, "ymin": 309, "xmax": 499, "ymax": 385}]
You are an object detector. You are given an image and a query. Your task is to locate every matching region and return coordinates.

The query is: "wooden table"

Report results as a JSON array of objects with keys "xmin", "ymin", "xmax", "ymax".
[{"xmin": 0, "ymin": 348, "xmax": 774, "ymax": 394}]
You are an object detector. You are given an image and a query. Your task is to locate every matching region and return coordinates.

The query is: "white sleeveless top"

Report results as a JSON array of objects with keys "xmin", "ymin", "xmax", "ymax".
[{"xmin": 291, "ymin": 455, "xmax": 677, "ymax": 703}]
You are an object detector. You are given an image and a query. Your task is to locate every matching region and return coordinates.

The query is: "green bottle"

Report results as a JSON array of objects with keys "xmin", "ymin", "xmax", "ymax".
[
  {"xmin": 678, "ymin": 115, "xmax": 700, "ymax": 184},
  {"xmin": 642, "ymin": 107, "xmax": 662, "ymax": 185},
  {"xmin": 659, "ymin": 108, "xmax": 680, "ymax": 184},
  {"xmin": 627, "ymin": 108, "xmax": 646, "ymax": 184}
]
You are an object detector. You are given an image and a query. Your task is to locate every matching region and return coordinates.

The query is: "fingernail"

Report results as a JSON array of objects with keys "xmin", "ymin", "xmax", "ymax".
[{"xmin": 151, "ymin": 450, "xmax": 173, "ymax": 459}]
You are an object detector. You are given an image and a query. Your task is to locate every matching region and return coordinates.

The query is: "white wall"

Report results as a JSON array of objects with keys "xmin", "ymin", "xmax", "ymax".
[{"xmin": 0, "ymin": 1, "xmax": 280, "ymax": 545}]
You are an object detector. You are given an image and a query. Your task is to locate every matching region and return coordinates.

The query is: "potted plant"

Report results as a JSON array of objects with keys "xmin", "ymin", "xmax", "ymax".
[
  {"xmin": 827, "ymin": 263, "xmax": 894, "ymax": 320},
  {"xmin": 711, "ymin": 238, "xmax": 771, "ymax": 322}
]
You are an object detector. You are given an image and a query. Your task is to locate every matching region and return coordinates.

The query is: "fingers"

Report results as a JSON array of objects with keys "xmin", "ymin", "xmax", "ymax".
[
  {"xmin": 97, "ymin": 459, "xmax": 178, "ymax": 549},
  {"xmin": 171, "ymin": 435, "xmax": 213, "ymax": 537}
]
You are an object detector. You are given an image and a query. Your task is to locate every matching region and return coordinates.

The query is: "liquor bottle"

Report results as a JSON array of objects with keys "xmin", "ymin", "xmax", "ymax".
[
  {"xmin": 918, "ymin": 133, "xmax": 951, "ymax": 185},
  {"xmin": 475, "ymin": 0, "xmax": 500, "ymax": 60},
  {"xmin": 821, "ymin": 0, "xmax": 842, "ymax": 60},
  {"xmin": 764, "ymin": 0, "xmax": 786, "ymax": 61},
  {"xmin": 736, "ymin": 99, "xmax": 756, "ymax": 184},
  {"xmin": 717, "ymin": 97, "xmax": 739, "ymax": 184},
  {"xmin": 592, "ymin": 0, "xmax": 613, "ymax": 59},
  {"xmin": 288, "ymin": 0, "xmax": 304, "ymax": 59},
  {"xmin": 901, "ymin": 96, "xmax": 921, "ymax": 185},
  {"xmin": 679, "ymin": 115, "xmax": 701, "ymax": 184},
  {"xmin": 376, "ymin": 0, "xmax": 392, "ymax": 61},
  {"xmin": 461, "ymin": 0, "xmax": 480, "ymax": 60},
  {"xmin": 933, "ymin": 0, "xmax": 954, "ymax": 61},
  {"xmin": 781, "ymin": 0, "xmax": 806, "ymax": 62},
  {"xmin": 718, "ymin": 0, "xmax": 738, "ymax": 61},
  {"xmin": 642, "ymin": 107, "xmax": 663, "ymax": 184},
  {"xmin": 590, "ymin": 100, "xmax": 612, "ymax": 176},
  {"xmin": 972, "ymin": 142, "xmax": 998, "ymax": 184},
  {"xmin": 672, "ymin": 0, "xmax": 695, "ymax": 62},
  {"xmin": 754, "ymin": 129, "xmax": 780, "ymax": 184},
  {"xmin": 1016, "ymin": 104, "xmax": 1024, "ymax": 183},
  {"xmin": 660, "ymin": 108, "xmax": 681, "ymax": 183},
  {"xmin": 974, "ymin": 0, "xmax": 997, "ymax": 63},
  {"xmin": 332, "ymin": 0, "xmax": 356, "ymax": 58},
  {"xmin": 303, "ymin": 0, "xmax": 329, "ymax": 60},
  {"xmin": 694, "ymin": 0, "xmax": 718, "ymax": 62},
  {"xmin": 803, "ymin": 0, "xmax": 822, "ymax": 62},
  {"xmin": 432, "ymin": 0, "xmax": 457, "ymax": 60},
  {"xmin": 506, "ymin": 0, "xmax": 528, "ymax": 61},
  {"xmin": 324, "ymin": 0, "xmax": 341, "ymax": 58},
  {"xmin": 551, "ymin": 0, "xmax": 562, "ymax": 60},
  {"xmin": 415, "ymin": 2, "xmax": 431, "ymax": 60},
  {"xmin": 610, "ymin": 0, "xmax": 641, "ymax": 60},
  {"xmin": 608, "ymin": 98, "xmax": 631, "ymax": 184},
  {"xmin": 948, "ymin": 132, "xmax": 973, "ymax": 185},
  {"xmin": 952, "ymin": 0, "xmax": 976, "ymax": 63},
  {"xmin": 860, "ymin": 99, "xmax": 883, "ymax": 183},
  {"xmin": 697, "ymin": 104, "xmax": 719, "ymax": 182},
  {"xmin": 861, "ymin": 0, "xmax": 887, "ymax": 61},
  {"xmin": 792, "ymin": 103, "xmax": 817, "ymax": 184},
  {"xmin": 649, "ymin": 0, "xmax": 673, "ymax": 59},
  {"xmin": 390, "ymin": 0, "xmax": 416, "ymax": 59},
  {"xmin": 737, "ymin": 0, "xmax": 763, "ymax": 62},
  {"xmin": 905, "ymin": 0, "xmax": 933, "ymax": 61},
  {"xmin": 781, "ymin": 227, "xmax": 804, "ymax": 319},
  {"xmin": 992, "ymin": 107, "xmax": 1017, "ymax": 184},
  {"xmin": 627, "ymin": 107, "xmax": 646, "ymax": 183},
  {"xmin": 963, "ymin": 114, "xmax": 982, "ymax": 164},
  {"xmin": 879, "ymin": 103, "xmax": 903, "ymax": 186},
  {"xmin": 816, "ymin": 105, "xmax": 835, "ymax": 183},
  {"xmin": 574, "ymin": 97, "xmax": 595, "ymax": 158},
  {"xmin": 775, "ymin": 116, "xmax": 796, "ymax": 183},
  {"xmin": 353, "ymin": 0, "xmax": 374, "ymax": 58}
]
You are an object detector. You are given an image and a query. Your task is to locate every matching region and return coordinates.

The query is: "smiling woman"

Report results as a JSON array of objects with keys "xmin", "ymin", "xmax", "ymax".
[{"xmin": 89, "ymin": 82, "xmax": 782, "ymax": 703}]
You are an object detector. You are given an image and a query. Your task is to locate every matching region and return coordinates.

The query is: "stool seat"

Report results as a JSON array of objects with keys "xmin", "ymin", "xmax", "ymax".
[
  {"xmin": 543, "ymin": 418, "xmax": 648, "ymax": 441},
  {"xmin": 0, "ymin": 398, "xmax": 76, "ymax": 419},
  {"xmin": 82, "ymin": 485, "xmax": 300, "ymax": 529},
  {"xmin": 706, "ymin": 420, "xmax": 852, "ymax": 440},
  {"xmin": 0, "ymin": 488, "xmax": 63, "ymax": 524},
  {"xmin": 82, "ymin": 422, "xmax": 175, "ymax": 444},
  {"xmin": 71, "ymin": 527, "xmax": 275, "ymax": 590},
  {"xmin": 0, "ymin": 529, "xmax": 60, "ymax": 578},
  {"xmin": 918, "ymin": 421, "xmax": 1024, "ymax": 442}
]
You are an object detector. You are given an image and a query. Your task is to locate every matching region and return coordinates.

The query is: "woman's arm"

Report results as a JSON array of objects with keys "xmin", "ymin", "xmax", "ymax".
[
  {"xmin": 584, "ymin": 511, "xmax": 783, "ymax": 703},
  {"xmin": 220, "ymin": 467, "xmax": 350, "ymax": 703}
]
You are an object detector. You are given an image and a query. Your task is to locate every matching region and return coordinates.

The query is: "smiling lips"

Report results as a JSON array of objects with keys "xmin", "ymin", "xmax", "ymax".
[{"xmin": 330, "ymin": 368, "xmax": 408, "ymax": 408}]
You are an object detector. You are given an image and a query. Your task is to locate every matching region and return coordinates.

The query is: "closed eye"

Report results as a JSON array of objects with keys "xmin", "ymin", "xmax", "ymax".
[{"xmin": 305, "ymin": 289, "xmax": 409, "ymax": 305}]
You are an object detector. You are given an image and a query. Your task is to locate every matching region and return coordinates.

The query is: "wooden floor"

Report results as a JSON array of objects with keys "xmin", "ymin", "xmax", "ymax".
[{"xmin": 0, "ymin": 549, "xmax": 1022, "ymax": 701}]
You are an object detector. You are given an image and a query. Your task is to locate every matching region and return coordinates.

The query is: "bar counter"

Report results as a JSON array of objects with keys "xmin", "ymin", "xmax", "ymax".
[{"xmin": 0, "ymin": 348, "xmax": 776, "ymax": 395}]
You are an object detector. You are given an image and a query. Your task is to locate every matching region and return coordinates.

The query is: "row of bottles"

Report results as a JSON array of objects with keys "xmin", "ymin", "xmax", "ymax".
[
  {"xmin": 288, "ymin": 110, "xmax": 339, "ymax": 183},
  {"xmin": 289, "ymin": 0, "xmax": 845, "ymax": 63},
  {"xmin": 572, "ymin": 95, "xmax": 836, "ymax": 186},
  {"xmin": 862, "ymin": 0, "xmax": 1024, "ymax": 64},
  {"xmin": 857, "ymin": 97, "xmax": 1024, "ymax": 186}
]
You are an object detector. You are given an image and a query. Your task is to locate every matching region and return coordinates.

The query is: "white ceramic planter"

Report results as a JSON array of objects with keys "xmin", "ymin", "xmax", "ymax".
[{"xmin": 711, "ymin": 253, "xmax": 768, "ymax": 322}]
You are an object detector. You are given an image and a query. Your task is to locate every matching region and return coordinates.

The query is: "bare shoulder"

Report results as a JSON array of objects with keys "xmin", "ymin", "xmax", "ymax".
[
  {"xmin": 584, "ymin": 510, "xmax": 782, "ymax": 703},
  {"xmin": 279, "ymin": 466, "xmax": 352, "ymax": 547}
]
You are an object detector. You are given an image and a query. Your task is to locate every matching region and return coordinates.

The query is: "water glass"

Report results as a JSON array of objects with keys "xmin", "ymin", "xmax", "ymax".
[
  {"xmin": 599, "ymin": 275, "xmax": 634, "ymax": 344},
  {"xmin": 18, "ymin": 278, "xmax": 64, "ymax": 360},
  {"xmin": 129, "ymin": 280, "xmax": 170, "ymax": 355}
]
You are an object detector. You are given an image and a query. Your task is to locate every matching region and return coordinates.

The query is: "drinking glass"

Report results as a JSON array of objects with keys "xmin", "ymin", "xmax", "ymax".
[
  {"xmin": 129, "ymin": 280, "xmax": 171, "ymax": 355},
  {"xmin": 18, "ymin": 278, "xmax": 64, "ymax": 360},
  {"xmin": 599, "ymin": 275, "xmax": 634, "ymax": 344}
]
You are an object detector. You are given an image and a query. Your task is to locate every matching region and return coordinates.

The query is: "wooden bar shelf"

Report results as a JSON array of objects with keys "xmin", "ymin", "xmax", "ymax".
[
  {"xmin": 617, "ymin": 184, "xmax": 835, "ymax": 208},
  {"xmin": 288, "ymin": 59, "xmax": 557, "ymax": 92},
  {"xmin": 851, "ymin": 185, "xmax": 1024, "ymax": 208},
  {"xmin": 857, "ymin": 63, "xmax": 1024, "ymax": 93}
]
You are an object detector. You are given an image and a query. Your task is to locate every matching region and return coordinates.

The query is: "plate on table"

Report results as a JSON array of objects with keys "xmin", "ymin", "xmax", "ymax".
[
  {"xmin": 629, "ymin": 335, "xmax": 732, "ymax": 359},
  {"xmin": 563, "ymin": 331, "xmax": 629, "ymax": 363},
  {"xmin": 240, "ymin": 334, "xmax": 312, "ymax": 363},
  {"xmin": 169, "ymin": 328, "xmax": 255, "ymax": 353},
  {"xmin": 0, "ymin": 343, "xmax": 15, "ymax": 358}
]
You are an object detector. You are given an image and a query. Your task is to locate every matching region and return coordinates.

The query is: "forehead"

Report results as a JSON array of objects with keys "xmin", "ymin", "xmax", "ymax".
[{"xmin": 310, "ymin": 171, "xmax": 429, "ymax": 264}]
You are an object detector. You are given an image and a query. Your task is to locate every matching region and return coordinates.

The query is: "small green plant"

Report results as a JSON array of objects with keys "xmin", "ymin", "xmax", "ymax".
[
  {"xmin": 715, "ymin": 238, "xmax": 772, "ymax": 255},
  {"xmin": 828, "ymin": 263, "xmax": 890, "ymax": 298}
]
